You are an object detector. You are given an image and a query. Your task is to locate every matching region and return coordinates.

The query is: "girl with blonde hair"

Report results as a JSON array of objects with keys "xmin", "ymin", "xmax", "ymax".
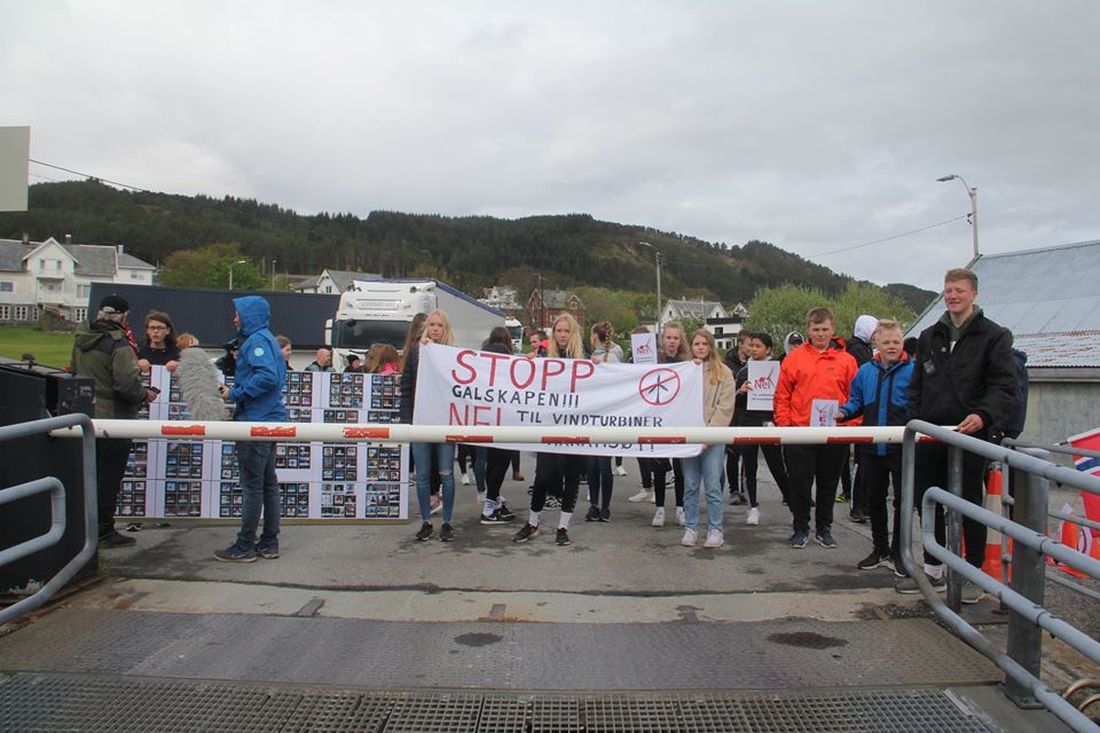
[{"xmin": 680, "ymin": 329, "xmax": 735, "ymax": 549}]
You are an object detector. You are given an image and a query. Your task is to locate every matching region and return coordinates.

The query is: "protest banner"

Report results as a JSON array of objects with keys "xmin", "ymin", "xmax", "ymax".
[
  {"xmin": 413, "ymin": 343, "xmax": 704, "ymax": 456},
  {"xmin": 746, "ymin": 360, "xmax": 779, "ymax": 412},
  {"xmin": 631, "ymin": 332, "xmax": 658, "ymax": 364}
]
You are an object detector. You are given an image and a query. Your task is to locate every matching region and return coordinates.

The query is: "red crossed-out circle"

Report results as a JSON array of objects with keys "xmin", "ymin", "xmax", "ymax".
[{"xmin": 638, "ymin": 368, "xmax": 681, "ymax": 406}]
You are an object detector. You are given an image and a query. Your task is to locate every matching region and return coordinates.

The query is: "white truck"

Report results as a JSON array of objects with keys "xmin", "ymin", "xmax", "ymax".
[
  {"xmin": 505, "ymin": 317, "xmax": 524, "ymax": 354},
  {"xmin": 326, "ymin": 279, "xmax": 506, "ymax": 369}
]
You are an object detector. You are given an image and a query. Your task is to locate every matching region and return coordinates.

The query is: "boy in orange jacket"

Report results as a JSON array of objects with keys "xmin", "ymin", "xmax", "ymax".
[{"xmin": 774, "ymin": 307, "xmax": 859, "ymax": 549}]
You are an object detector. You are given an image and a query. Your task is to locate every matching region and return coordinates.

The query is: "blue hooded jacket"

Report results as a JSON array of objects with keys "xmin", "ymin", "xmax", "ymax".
[
  {"xmin": 838, "ymin": 353, "xmax": 913, "ymax": 456},
  {"xmin": 229, "ymin": 296, "xmax": 286, "ymax": 422}
]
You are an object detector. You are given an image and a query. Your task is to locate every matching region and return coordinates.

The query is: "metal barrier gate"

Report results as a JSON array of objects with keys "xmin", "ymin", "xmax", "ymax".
[
  {"xmin": 900, "ymin": 419, "xmax": 1100, "ymax": 733},
  {"xmin": 0, "ymin": 414, "xmax": 97, "ymax": 626}
]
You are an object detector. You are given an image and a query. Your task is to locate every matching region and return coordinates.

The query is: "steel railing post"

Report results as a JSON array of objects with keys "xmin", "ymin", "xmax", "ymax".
[
  {"xmin": 946, "ymin": 445, "xmax": 964, "ymax": 611},
  {"xmin": 1005, "ymin": 447, "xmax": 1049, "ymax": 708}
]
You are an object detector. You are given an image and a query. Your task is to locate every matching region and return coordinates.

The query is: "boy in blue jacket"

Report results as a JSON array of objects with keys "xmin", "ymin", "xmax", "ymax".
[
  {"xmin": 215, "ymin": 296, "xmax": 287, "ymax": 562},
  {"xmin": 837, "ymin": 320, "xmax": 912, "ymax": 573}
]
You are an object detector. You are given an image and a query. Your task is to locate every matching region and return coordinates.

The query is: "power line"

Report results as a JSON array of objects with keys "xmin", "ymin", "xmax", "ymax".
[
  {"xmin": 805, "ymin": 214, "xmax": 969, "ymax": 259},
  {"xmin": 29, "ymin": 158, "xmax": 149, "ymax": 192}
]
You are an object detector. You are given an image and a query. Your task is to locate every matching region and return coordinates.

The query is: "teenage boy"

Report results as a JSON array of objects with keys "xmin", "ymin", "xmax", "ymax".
[
  {"xmin": 837, "ymin": 320, "xmax": 912, "ymax": 571},
  {"xmin": 901, "ymin": 268, "xmax": 1016, "ymax": 603},
  {"xmin": 774, "ymin": 307, "xmax": 859, "ymax": 549}
]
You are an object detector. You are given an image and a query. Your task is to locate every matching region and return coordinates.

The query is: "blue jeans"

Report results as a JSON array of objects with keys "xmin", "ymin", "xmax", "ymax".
[
  {"xmin": 412, "ymin": 442, "xmax": 456, "ymax": 522},
  {"xmin": 587, "ymin": 456, "xmax": 613, "ymax": 508},
  {"xmin": 681, "ymin": 444, "xmax": 725, "ymax": 533},
  {"xmin": 235, "ymin": 441, "xmax": 280, "ymax": 550}
]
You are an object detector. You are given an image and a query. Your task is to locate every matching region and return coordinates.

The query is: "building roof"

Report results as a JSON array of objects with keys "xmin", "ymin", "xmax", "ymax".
[
  {"xmin": 532, "ymin": 289, "xmax": 580, "ymax": 309},
  {"xmin": 907, "ymin": 239, "xmax": 1100, "ymax": 367},
  {"xmin": 0, "ymin": 237, "xmax": 155, "ymax": 275},
  {"xmin": 666, "ymin": 299, "xmax": 725, "ymax": 319},
  {"xmin": 88, "ymin": 282, "xmax": 340, "ymax": 349}
]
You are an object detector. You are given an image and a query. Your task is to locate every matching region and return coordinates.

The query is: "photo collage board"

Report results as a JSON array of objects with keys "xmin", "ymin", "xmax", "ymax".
[{"xmin": 118, "ymin": 366, "xmax": 408, "ymax": 521}]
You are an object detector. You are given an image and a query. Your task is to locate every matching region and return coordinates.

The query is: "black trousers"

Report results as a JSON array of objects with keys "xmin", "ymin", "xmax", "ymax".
[
  {"xmin": 530, "ymin": 452, "xmax": 583, "ymax": 514},
  {"xmin": 725, "ymin": 445, "xmax": 742, "ymax": 495},
  {"xmin": 485, "ymin": 447, "xmax": 516, "ymax": 503},
  {"xmin": 96, "ymin": 438, "xmax": 133, "ymax": 536},
  {"xmin": 741, "ymin": 443, "xmax": 790, "ymax": 507},
  {"xmin": 784, "ymin": 444, "xmax": 847, "ymax": 533},
  {"xmin": 914, "ymin": 441, "xmax": 988, "ymax": 568},
  {"xmin": 653, "ymin": 457, "xmax": 684, "ymax": 508},
  {"xmin": 861, "ymin": 449, "xmax": 902, "ymax": 556},
  {"xmin": 637, "ymin": 457, "xmax": 655, "ymax": 489}
]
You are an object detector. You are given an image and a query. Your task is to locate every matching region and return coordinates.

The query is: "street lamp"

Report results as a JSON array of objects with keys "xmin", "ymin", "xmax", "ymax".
[
  {"xmin": 937, "ymin": 174, "xmax": 979, "ymax": 259},
  {"xmin": 271, "ymin": 259, "xmax": 277, "ymax": 291},
  {"xmin": 227, "ymin": 259, "xmax": 247, "ymax": 291},
  {"xmin": 639, "ymin": 241, "xmax": 663, "ymax": 331}
]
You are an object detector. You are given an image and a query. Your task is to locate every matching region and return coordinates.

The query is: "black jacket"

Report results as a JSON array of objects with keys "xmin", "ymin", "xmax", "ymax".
[
  {"xmin": 399, "ymin": 343, "xmax": 420, "ymax": 424},
  {"xmin": 908, "ymin": 310, "xmax": 1017, "ymax": 429}
]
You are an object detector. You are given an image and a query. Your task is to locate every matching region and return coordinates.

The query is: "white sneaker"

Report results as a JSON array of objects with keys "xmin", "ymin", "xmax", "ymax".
[
  {"xmin": 615, "ymin": 465, "xmax": 627, "ymax": 476},
  {"xmin": 675, "ymin": 507, "xmax": 686, "ymax": 527},
  {"xmin": 704, "ymin": 529, "xmax": 724, "ymax": 548},
  {"xmin": 651, "ymin": 507, "xmax": 665, "ymax": 527},
  {"xmin": 460, "ymin": 472, "xmax": 471, "ymax": 486},
  {"xmin": 746, "ymin": 508, "xmax": 760, "ymax": 526},
  {"xmin": 680, "ymin": 528, "xmax": 697, "ymax": 547},
  {"xmin": 628, "ymin": 489, "xmax": 653, "ymax": 503}
]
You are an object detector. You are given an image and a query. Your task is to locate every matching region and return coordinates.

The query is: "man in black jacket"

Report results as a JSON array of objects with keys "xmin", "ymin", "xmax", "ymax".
[{"xmin": 898, "ymin": 268, "xmax": 1017, "ymax": 603}]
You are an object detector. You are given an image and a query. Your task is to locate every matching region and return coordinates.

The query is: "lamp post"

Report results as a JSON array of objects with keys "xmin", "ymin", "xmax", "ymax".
[
  {"xmin": 937, "ymin": 174, "xmax": 979, "ymax": 259},
  {"xmin": 227, "ymin": 259, "xmax": 247, "ymax": 291},
  {"xmin": 271, "ymin": 259, "xmax": 277, "ymax": 291},
  {"xmin": 639, "ymin": 241, "xmax": 662, "ymax": 331}
]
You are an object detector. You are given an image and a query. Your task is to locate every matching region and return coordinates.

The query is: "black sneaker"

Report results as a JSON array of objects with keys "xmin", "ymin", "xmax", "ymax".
[
  {"xmin": 256, "ymin": 541, "xmax": 280, "ymax": 559},
  {"xmin": 815, "ymin": 530, "xmax": 838, "ymax": 549},
  {"xmin": 480, "ymin": 509, "xmax": 506, "ymax": 525},
  {"xmin": 857, "ymin": 550, "xmax": 889, "ymax": 570},
  {"xmin": 555, "ymin": 528, "xmax": 571, "ymax": 546},
  {"xmin": 439, "ymin": 523, "xmax": 455, "ymax": 542},
  {"xmin": 415, "ymin": 521, "xmax": 433, "ymax": 541},
  {"xmin": 513, "ymin": 523, "xmax": 539, "ymax": 543},
  {"xmin": 496, "ymin": 503, "xmax": 516, "ymax": 521},
  {"xmin": 584, "ymin": 505, "xmax": 601, "ymax": 522},
  {"xmin": 849, "ymin": 509, "xmax": 867, "ymax": 524},
  {"xmin": 729, "ymin": 492, "xmax": 746, "ymax": 506},
  {"xmin": 98, "ymin": 530, "xmax": 137, "ymax": 548},
  {"xmin": 788, "ymin": 531, "xmax": 809, "ymax": 549},
  {"xmin": 213, "ymin": 544, "xmax": 256, "ymax": 563},
  {"xmin": 599, "ymin": 507, "xmax": 611, "ymax": 522}
]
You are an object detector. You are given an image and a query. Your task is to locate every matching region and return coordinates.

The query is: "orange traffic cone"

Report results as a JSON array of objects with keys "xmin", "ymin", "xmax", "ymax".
[{"xmin": 981, "ymin": 463, "xmax": 1007, "ymax": 581}]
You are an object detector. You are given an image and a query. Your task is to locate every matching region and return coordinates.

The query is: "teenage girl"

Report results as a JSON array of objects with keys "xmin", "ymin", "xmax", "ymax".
[
  {"xmin": 585, "ymin": 321, "xmax": 621, "ymax": 522},
  {"xmin": 650, "ymin": 322, "xmax": 690, "ymax": 528},
  {"xmin": 734, "ymin": 332, "xmax": 791, "ymax": 525}
]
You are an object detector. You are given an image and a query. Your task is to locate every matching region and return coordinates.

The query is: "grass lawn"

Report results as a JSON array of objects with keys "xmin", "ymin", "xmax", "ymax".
[{"xmin": 0, "ymin": 326, "xmax": 76, "ymax": 369}]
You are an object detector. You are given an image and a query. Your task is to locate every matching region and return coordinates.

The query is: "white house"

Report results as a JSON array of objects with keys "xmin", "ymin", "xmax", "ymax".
[
  {"xmin": 660, "ymin": 299, "xmax": 749, "ymax": 351},
  {"xmin": 293, "ymin": 268, "xmax": 382, "ymax": 295},
  {"xmin": 0, "ymin": 236, "xmax": 155, "ymax": 324}
]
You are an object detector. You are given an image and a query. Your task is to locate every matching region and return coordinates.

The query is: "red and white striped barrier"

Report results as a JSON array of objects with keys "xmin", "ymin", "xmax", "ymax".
[{"xmin": 52, "ymin": 419, "xmax": 921, "ymax": 446}]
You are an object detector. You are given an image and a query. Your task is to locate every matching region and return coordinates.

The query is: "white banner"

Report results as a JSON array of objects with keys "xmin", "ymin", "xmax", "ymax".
[
  {"xmin": 413, "ymin": 343, "xmax": 704, "ymax": 456},
  {"xmin": 746, "ymin": 360, "xmax": 779, "ymax": 412}
]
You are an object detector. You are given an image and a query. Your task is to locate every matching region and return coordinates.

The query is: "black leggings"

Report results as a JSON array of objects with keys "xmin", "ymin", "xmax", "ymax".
[
  {"xmin": 485, "ymin": 447, "xmax": 517, "ymax": 503},
  {"xmin": 530, "ymin": 452, "xmax": 583, "ymax": 514},
  {"xmin": 653, "ymin": 458, "xmax": 684, "ymax": 508},
  {"xmin": 741, "ymin": 443, "xmax": 790, "ymax": 507}
]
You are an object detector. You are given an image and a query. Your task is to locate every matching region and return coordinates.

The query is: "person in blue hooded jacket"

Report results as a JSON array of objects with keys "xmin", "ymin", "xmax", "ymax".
[
  {"xmin": 836, "ymin": 319, "xmax": 911, "ymax": 574},
  {"xmin": 215, "ymin": 295, "xmax": 287, "ymax": 563}
]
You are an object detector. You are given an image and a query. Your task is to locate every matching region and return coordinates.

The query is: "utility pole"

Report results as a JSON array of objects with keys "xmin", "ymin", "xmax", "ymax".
[{"xmin": 271, "ymin": 259, "xmax": 277, "ymax": 291}]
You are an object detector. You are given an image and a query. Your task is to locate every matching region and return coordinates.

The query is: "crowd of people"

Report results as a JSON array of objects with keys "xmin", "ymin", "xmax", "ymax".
[{"xmin": 74, "ymin": 266, "xmax": 1022, "ymax": 603}]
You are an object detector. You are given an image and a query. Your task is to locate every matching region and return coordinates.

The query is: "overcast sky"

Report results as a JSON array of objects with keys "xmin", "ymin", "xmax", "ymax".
[{"xmin": 3, "ymin": 1, "xmax": 1098, "ymax": 290}]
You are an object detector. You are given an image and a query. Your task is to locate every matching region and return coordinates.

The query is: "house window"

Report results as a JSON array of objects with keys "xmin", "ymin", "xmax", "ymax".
[
  {"xmin": 54, "ymin": 260, "xmax": 62, "ymax": 270},
  {"xmin": 73, "ymin": 307, "xmax": 87, "ymax": 322},
  {"xmin": 31, "ymin": 306, "xmax": 39, "ymax": 320},
  {"xmin": 130, "ymin": 270, "xmax": 142, "ymax": 280},
  {"xmin": 325, "ymin": 285, "xmax": 333, "ymax": 293},
  {"xmin": 0, "ymin": 281, "xmax": 12, "ymax": 292},
  {"xmin": 0, "ymin": 306, "xmax": 9, "ymax": 320},
  {"xmin": 77, "ymin": 284, "xmax": 91, "ymax": 298},
  {"xmin": 715, "ymin": 327, "xmax": 724, "ymax": 336},
  {"xmin": 14, "ymin": 305, "xmax": 28, "ymax": 320}
]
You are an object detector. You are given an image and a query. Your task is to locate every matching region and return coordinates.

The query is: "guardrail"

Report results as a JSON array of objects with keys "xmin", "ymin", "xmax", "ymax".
[
  {"xmin": 900, "ymin": 419, "xmax": 1100, "ymax": 733},
  {"xmin": 0, "ymin": 414, "xmax": 98, "ymax": 626}
]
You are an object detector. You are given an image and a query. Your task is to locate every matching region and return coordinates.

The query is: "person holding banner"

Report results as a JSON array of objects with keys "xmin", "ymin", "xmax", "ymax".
[
  {"xmin": 478, "ymin": 327, "xmax": 520, "ymax": 525},
  {"xmin": 401, "ymin": 309, "xmax": 459, "ymax": 543},
  {"xmin": 680, "ymin": 330, "xmax": 735, "ymax": 548},
  {"xmin": 585, "ymin": 322, "xmax": 621, "ymax": 523},
  {"xmin": 734, "ymin": 332, "xmax": 790, "ymax": 525},
  {"xmin": 649, "ymin": 322, "xmax": 691, "ymax": 528},
  {"xmin": 514, "ymin": 313, "xmax": 589, "ymax": 547}
]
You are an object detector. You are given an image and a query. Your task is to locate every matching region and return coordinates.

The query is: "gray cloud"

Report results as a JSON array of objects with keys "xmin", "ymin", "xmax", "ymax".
[{"xmin": 2, "ymin": 1, "xmax": 1098, "ymax": 290}]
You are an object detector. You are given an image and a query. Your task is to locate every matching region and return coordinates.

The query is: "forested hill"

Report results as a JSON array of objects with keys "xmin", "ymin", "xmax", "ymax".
[{"xmin": 0, "ymin": 181, "xmax": 934, "ymax": 309}]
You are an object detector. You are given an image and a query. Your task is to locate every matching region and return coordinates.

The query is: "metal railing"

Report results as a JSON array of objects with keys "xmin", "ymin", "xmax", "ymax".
[
  {"xmin": 900, "ymin": 419, "xmax": 1100, "ymax": 733},
  {"xmin": 0, "ymin": 413, "xmax": 98, "ymax": 626}
]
